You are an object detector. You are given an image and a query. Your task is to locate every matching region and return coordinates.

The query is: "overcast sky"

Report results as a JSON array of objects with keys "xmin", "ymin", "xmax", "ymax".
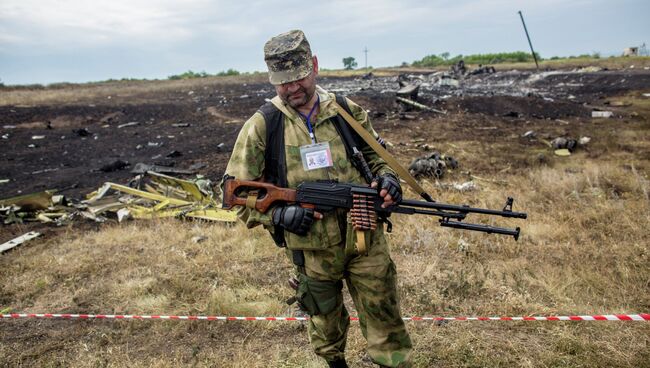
[{"xmin": 1, "ymin": 0, "xmax": 648, "ymax": 85}]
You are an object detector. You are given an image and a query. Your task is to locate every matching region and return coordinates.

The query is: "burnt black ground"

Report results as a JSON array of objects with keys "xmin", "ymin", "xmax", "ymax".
[{"xmin": 1, "ymin": 70, "xmax": 648, "ymax": 207}]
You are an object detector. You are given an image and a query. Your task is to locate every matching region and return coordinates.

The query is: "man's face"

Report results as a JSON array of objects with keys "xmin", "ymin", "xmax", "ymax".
[{"xmin": 274, "ymin": 56, "xmax": 318, "ymax": 109}]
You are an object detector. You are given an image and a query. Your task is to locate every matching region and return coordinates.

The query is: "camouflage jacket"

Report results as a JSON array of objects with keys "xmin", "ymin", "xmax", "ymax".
[{"xmin": 223, "ymin": 85, "xmax": 396, "ymax": 251}]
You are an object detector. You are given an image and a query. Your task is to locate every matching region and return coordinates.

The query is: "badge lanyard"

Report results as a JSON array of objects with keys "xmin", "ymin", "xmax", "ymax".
[
  {"xmin": 297, "ymin": 96, "xmax": 333, "ymax": 171},
  {"xmin": 298, "ymin": 96, "xmax": 319, "ymax": 144}
]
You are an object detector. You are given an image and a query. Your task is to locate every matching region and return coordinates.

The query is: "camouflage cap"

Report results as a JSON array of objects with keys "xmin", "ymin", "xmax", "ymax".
[{"xmin": 264, "ymin": 30, "xmax": 313, "ymax": 85}]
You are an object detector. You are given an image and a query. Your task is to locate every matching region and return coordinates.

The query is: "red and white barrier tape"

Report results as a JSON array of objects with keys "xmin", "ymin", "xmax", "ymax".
[{"xmin": 2, "ymin": 313, "xmax": 649, "ymax": 322}]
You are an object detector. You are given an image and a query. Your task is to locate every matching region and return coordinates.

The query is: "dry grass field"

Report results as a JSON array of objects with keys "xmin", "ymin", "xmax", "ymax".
[{"xmin": 1, "ymin": 63, "xmax": 650, "ymax": 367}]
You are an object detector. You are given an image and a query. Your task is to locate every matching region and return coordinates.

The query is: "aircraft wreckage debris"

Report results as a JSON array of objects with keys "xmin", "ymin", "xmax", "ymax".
[
  {"xmin": 592, "ymin": 111, "xmax": 614, "ymax": 118},
  {"xmin": 396, "ymin": 97, "xmax": 447, "ymax": 114},
  {"xmin": 117, "ymin": 122, "xmax": 140, "ymax": 129},
  {"xmin": 131, "ymin": 163, "xmax": 195, "ymax": 175},
  {"xmin": 409, "ymin": 151, "xmax": 459, "ymax": 179},
  {"xmin": 1, "ymin": 232, "xmax": 42, "ymax": 253},
  {"xmin": 0, "ymin": 172, "xmax": 236, "ymax": 227}
]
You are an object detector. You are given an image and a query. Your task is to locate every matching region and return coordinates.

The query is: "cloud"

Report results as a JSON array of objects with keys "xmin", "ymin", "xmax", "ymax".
[
  {"xmin": 311, "ymin": 0, "xmax": 596, "ymax": 32},
  {"xmin": 0, "ymin": 0, "xmax": 607, "ymax": 50},
  {"xmin": 0, "ymin": 0, "xmax": 217, "ymax": 48},
  {"xmin": 0, "ymin": 33, "xmax": 25, "ymax": 45}
]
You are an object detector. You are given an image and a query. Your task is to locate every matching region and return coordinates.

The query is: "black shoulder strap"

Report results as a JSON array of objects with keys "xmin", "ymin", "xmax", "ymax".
[
  {"xmin": 258, "ymin": 102, "xmax": 288, "ymax": 188},
  {"xmin": 332, "ymin": 95, "xmax": 357, "ymax": 154},
  {"xmin": 332, "ymin": 95, "xmax": 373, "ymax": 183},
  {"xmin": 258, "ymin": 102, "xmax": 289, "ymax": 249},
  {"xmin": 335, "ymin": 94, "xmax": 352, "ymax": 115}
]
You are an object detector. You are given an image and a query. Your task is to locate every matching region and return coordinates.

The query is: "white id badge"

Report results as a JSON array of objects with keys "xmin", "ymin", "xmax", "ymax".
[{"xmin": 300, "ymin": 142, "xmax": 334, "ymax": 171}]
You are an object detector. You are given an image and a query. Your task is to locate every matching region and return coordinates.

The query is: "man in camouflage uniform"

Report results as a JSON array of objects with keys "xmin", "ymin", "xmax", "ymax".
[{"xmin": 223, "ymin": 30, "xmax": 412, "ymax": 368}]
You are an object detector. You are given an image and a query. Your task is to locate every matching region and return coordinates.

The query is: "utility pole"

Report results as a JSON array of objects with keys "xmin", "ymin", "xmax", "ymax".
[
  {"xmin": 363, "ymin": 47, "xmax": 369, "ymax": 70},
  {"xmin": 518, "ymin": 10, "xmax": 539, "ymax": 70},
  {"xmin": 640, "ymin": 42, "xmax": 648, "ymax": 57}
]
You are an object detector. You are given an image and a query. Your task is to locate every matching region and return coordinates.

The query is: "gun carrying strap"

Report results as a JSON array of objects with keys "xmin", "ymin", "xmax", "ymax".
[
  {"xmin": 331, "ymin": 95, "xmax": 374, "ymax": 184},
  {"xmin": 245, "ymin": 192, "xmax": 259, "ymax": 209},
  {"xmin": 269, "ymin": 96, "xmax": 292, "ymax": 120},
  {"xmin": 332, "ymin": 101, "xmax": 435, "ymax": 202},
  {"xmin": 258, "ymin": 99, "xmax": 290, "ymax": 250}
]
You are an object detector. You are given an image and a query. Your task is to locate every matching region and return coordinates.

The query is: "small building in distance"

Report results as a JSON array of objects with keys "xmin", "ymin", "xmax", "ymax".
[{"xmin": 623, "ymin": 47, "xmax": 639, "ymax": 56}]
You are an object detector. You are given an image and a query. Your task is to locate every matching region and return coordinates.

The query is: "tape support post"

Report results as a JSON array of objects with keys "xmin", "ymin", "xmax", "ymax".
[{"xmin": 2, "ymin": 313, "xmax": 649, "ymax": 322}]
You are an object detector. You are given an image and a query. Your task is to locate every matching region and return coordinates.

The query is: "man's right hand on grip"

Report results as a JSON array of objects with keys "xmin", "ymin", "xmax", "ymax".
[{"xmin": 272, "ymin": 205, "xmax": 315, "ymax": 236}]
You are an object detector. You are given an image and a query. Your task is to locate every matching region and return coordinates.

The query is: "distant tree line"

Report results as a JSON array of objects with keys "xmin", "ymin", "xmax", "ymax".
[
  {"xmin": 167, "ymin": 69, "xmax": 241, "ymax": 80},
  {"xmin": 411, "ymin": 51, "xmax": 542, "ymax": 67},
  {"xmin": 549, "ymin": 52, "xmax": 601, "ymax": 60},
  {"xmin": 408, "ymin": 51, "xmax": 625, "ymax": 67}
]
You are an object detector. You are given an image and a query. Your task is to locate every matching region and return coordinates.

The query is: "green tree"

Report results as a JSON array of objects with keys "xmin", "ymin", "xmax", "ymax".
[
  {"xmin": 216, "ymin": 69, "xmax": 240, "ymax": 76},
  {"xmin": 342, "ymin": 57, "xmax": 358, "ymax": 70}
]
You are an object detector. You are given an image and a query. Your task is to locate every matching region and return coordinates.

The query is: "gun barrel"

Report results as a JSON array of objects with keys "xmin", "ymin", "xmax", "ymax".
[
  {"xmin": 440, "ymin": 221, "xmax": 521, "ymax": 240},
  {"xmin": 400, "ymin": 199, "xmax": 527, "ymax": 219},
  {"xmin": 390, "ymin": 205, "xmax": 466, "ymax": 219}
]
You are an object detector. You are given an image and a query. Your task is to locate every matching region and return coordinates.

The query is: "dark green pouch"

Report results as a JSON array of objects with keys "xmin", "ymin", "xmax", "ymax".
[{"xmin": 297, "ymin": 274, "xmax": 343, "ymax": 316}]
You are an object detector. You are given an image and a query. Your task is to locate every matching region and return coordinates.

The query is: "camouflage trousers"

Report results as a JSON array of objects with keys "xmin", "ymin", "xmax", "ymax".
[{"xmin": 287, "ymin": 228, "xmax": 412, "ymax": 367}]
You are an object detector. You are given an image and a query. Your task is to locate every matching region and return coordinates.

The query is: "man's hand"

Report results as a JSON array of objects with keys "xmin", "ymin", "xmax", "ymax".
[
  {"xmin": 371, "ymin": 174, "xmax": 402, "ymax": 208},
  {"xmin": 272, "ymin": 205, "xmax": 322, "ymax": 236}
]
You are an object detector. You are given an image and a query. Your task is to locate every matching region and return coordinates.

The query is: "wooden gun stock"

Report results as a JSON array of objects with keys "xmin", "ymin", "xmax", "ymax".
[{"xmin": 222, "ymin": 176, "xmax": 297, "ymax": 213}]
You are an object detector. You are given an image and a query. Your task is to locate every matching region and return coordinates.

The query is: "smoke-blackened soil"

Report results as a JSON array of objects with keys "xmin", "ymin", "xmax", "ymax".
[{"xmin": 1, "ymin": 69, "xmax": 648, "ymax": 203}]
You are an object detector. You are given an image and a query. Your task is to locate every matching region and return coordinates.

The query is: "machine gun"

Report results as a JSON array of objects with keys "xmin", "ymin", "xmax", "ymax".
[{"xmin": 222, "ymin": 176, "xmax": 527, "ymax": 240}]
